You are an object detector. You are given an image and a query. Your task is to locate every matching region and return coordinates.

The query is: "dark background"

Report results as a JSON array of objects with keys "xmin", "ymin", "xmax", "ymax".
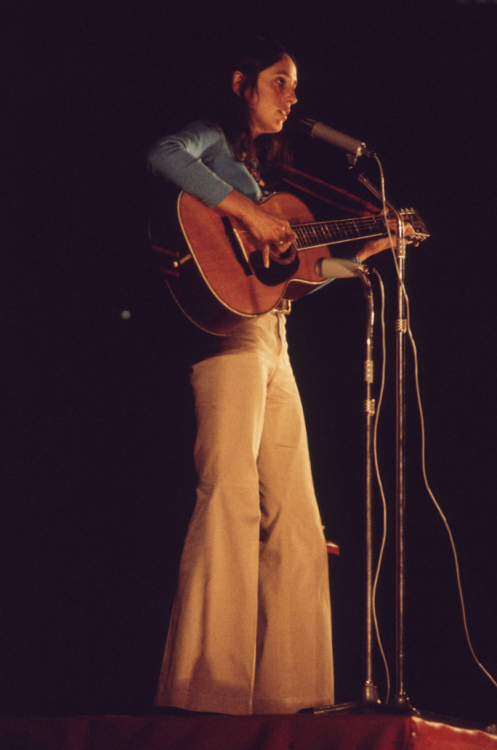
[{"xmin": 3, "ymin": 0, "xmax": 497, "ymax": 727}]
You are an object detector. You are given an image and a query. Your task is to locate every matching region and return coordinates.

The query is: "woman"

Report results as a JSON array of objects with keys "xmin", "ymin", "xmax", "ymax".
[{"xmin": 148, "ymin": 38, "xmax": 386, "ymax": 716}]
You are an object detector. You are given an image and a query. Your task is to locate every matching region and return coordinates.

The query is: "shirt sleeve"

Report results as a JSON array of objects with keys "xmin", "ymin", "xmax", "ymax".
[{"xmin": 147, "ymin": 121, "xmax": 234, "ymax": 208}]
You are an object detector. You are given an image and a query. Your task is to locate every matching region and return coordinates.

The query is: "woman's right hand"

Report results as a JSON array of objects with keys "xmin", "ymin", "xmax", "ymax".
[{"xmin": 217, "ymin": 190, "xmax": 295, "ymax": 268}]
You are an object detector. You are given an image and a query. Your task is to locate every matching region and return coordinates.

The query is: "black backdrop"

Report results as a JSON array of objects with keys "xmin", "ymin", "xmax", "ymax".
[{"xmin": 4, "ymin": 0, "xmax": 497, "ymax": 726}]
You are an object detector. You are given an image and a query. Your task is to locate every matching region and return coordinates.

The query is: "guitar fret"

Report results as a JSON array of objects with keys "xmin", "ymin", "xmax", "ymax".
[
  {"xmin": 292, "ymin": 216, "xmax": 387, "ymax": 249},
  {"xmin": 290, "ymin": 208, "xmax": 428, "ymax": 251}
]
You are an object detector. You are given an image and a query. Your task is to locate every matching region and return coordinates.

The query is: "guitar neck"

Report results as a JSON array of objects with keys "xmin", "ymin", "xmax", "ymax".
[{"xmin": 291, "ymin": 215, "xmax": 388, "ymax": 249}]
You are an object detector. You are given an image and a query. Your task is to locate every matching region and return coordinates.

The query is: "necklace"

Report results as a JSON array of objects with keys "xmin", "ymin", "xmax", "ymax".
[{"xmin": 241, "ymin": 153, "xmax": 269, "ymax": 195}]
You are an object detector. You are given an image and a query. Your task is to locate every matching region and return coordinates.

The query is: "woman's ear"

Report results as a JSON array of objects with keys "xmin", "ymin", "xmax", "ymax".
[{"xmin": 231, "ymin": 70, "xmax": 245, "ymax": 96}]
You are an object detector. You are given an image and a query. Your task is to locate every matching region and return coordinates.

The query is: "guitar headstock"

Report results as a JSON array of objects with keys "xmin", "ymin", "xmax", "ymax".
[{"xmin": 399, "ymin": 208, "xmax": 430, "ymax": 246}]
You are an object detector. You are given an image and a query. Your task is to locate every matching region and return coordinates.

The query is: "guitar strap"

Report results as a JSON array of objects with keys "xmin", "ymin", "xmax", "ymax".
[{"xmin": 280, "ymin": 164, "xmax": 381, "ymax": 217}]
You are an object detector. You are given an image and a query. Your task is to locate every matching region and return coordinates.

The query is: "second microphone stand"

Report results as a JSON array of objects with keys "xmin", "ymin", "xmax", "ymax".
[
  {"xmin": 314, "ymin": 256, "xmax": 381, "ymax": 709},
  {"xmin": 356, "ymin": 263, "xmax": 381, "ymax": 706},
  {"xmin": 357, "ymin": 173, "xmax": 412, "ymax": 710}
]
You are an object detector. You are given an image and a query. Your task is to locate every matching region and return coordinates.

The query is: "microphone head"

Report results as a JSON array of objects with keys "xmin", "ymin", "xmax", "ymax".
[
  {"xmin": 315, "ymin": 257, "xmax": 363, "ymax": 279},
  {"xmin": 299, "ymin": 118, "xmax": 371, "ymax": 160}
]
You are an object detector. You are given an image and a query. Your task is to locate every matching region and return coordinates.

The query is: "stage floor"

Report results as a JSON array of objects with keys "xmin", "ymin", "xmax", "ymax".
[{"xmin": 1, "ymin": 711, "xmax": 497, "ymax": 749}]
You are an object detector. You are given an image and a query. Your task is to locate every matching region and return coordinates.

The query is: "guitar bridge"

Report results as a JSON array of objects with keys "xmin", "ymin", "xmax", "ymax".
[{"xmin": 221, "ymin": 217, "xmax": 253, "ymax": 277}]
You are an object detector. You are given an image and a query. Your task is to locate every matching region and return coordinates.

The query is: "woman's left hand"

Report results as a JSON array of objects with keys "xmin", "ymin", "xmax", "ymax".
[{"xmin": 357, "ymin": 219, "xmax": 415, "ymax": 261}]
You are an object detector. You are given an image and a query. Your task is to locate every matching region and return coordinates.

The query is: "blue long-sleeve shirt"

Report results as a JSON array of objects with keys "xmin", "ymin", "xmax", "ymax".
[{"xmin": 147, "ymin": 120, "xmax": 263, "ymax": 207}]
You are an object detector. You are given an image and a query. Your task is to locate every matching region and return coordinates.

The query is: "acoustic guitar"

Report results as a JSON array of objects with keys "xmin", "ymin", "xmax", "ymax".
[{"xmin": 149, "ymin": 191, "xmax": 429, "ymax": 335}]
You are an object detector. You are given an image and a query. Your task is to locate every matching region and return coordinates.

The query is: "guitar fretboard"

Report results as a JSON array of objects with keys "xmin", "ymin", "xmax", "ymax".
[{"xmin": 291, "ymin": 216, "xmax": 388, "ymax": 250}]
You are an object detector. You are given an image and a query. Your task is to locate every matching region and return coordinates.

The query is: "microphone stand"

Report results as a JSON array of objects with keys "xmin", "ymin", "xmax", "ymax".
[
  {"xmin": 332, "ymin": 173, "xmax": 494, "ymax": 731},
  {"xmin": 312, "ymin": 258, "xmax": 380, "ymax": 709},
  {"xmin": 356, "ymin": 264, "xmax": 381, "ymax": 707},
  {"xmin": 296, "ymin": 123, "xmax": 497, "ymax": 732},
  {"xmin": 356, "ymin": 173, "xmax": 412, "ymax": 710}
]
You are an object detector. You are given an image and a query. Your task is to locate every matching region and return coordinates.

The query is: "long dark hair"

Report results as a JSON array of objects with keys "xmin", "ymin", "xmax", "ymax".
[{"xmin": 205, "ymin": 37, "xmax": 295, "ymax": 180}]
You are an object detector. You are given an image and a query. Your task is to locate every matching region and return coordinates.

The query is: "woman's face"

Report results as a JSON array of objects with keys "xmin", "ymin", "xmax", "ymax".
[{"xmin": 233, "ymin": 53, "xmax": 298, "ymax": 139}]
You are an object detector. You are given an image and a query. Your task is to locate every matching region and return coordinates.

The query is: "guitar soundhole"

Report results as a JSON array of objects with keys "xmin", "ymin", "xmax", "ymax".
[
  {"xmin": 268, "ymin": 244, "xmax": 298, "ymax": 266},
  {"xmin": 249, "ymin": 249, "xmax": 300, "ymax": 286}
]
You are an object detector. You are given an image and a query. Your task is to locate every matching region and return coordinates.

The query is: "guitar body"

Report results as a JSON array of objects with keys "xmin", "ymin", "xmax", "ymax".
[
  {"xmin": 150, "ymin": 192, "xmax": 333, "ymax": 336},
  {"xmin": 150, "ymin": 191, "xmax": 428, "ymax": 336}
]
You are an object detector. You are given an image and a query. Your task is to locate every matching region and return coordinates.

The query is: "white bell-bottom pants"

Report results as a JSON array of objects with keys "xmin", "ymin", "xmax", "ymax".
[{"xmin": 154, "ymin": 312, "xmax": 334, "ymax": 714}]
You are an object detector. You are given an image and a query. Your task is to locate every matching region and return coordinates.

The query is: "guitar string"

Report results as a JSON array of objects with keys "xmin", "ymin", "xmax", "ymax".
[{"xmin": 292, "ymin": 216, "xmax": 388, "ymax": 250}]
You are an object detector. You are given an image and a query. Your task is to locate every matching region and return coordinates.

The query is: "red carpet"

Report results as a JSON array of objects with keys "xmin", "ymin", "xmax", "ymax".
[{"xmin": 1, "ymin": 712, "xmax": 496, "ymax": 749}]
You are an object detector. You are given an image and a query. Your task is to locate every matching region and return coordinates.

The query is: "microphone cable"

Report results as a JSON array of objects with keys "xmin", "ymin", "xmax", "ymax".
[{"xmin": 371, "ymin": 153, "xmax": 497, "ymax": 697}]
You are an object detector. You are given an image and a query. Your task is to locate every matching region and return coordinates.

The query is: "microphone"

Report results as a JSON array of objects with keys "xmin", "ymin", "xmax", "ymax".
[
  {"xmin": 299, "ymin": 119, "xmax": 373, "ymax": 163},
  {"xmin": 315, "ymin": 257, "xmax": 364, "ymax": 279}
]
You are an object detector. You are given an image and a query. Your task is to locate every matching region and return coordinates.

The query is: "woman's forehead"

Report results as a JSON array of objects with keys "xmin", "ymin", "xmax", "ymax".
[{"xmin": 263, "ymin": 54, "xmax": 298, "ymax": 84}]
